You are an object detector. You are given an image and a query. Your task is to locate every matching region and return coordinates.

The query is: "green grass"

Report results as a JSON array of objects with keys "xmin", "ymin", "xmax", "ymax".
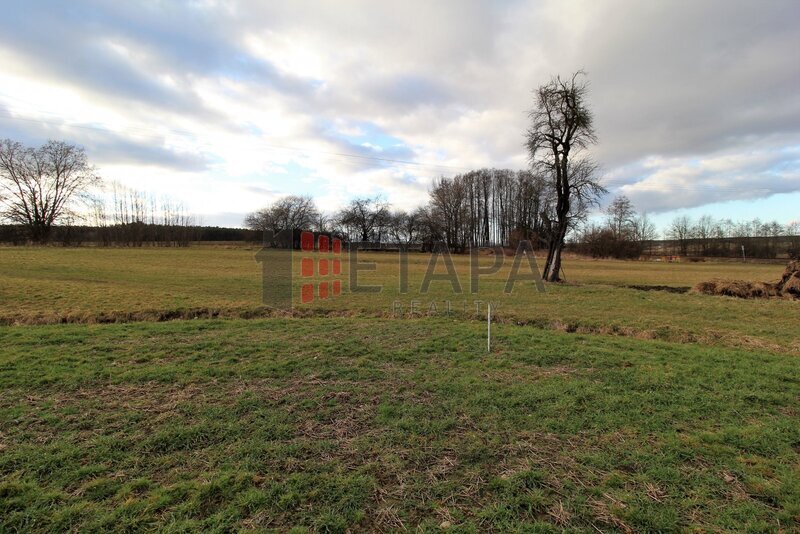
[
  {"xmin": 1, "ymin": 318, "xmax": 798, "ymax": 531},
  {"xmin": 1, "ymin": 247, "xmax": 798, "ymax": 530}
]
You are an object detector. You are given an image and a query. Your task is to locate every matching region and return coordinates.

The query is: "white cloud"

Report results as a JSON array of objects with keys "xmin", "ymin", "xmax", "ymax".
[{"xmin": 0, "ymin": 0, "xmax": 798, "ymax": 226}]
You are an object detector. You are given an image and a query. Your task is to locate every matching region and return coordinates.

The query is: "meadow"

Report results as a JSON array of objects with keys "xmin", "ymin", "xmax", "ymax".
[
  {"xmin": 0, "ymin": 246, "xmax": 798, "ymax": 531},
  {"xmin": 1, "ymin": 246, "xmax": 796, "ymax": 352}
]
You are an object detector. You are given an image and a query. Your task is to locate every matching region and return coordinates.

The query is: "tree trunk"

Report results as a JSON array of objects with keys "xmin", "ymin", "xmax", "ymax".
[
  {"xmin": 543, "ymin": 218, "xmax": 568, "ymax": 281},
  {"xmin": 542, "ymin": 153, "xmax": 570, "ymax": 282}
]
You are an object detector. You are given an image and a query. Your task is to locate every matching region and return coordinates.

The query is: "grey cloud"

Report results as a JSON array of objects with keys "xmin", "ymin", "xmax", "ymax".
[
  {"xmin": 0, "ymin": 1, "xmax": 318, "ymax": 126},
  {"xmin": 0, "ymin": 3, "xmax": 206, "ymax": 116},
  {"xmin": 87, "ymin": 136, "xmax": 209, "ymax": 172},
  {"xmin": 2, "ymin": 0, "xmax": 799, "ymax": 217},
  {"xmin": 579, "ymin": 1, "xmax": 800, "ymax": 165},
  {"xmin": 0, "ymin": 109, "xmax": 208, "ymax": 172},
  {"xmin": 614, "ymin": 148, "xmax": 800, "ymax": 213},
  {"xmin": 364, "ymin": 74, "xmax": 452, "ymax": 112}
]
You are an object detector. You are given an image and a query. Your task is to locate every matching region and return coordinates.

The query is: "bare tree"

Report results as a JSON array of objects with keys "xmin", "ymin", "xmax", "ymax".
[
  {"xmin": 415, "ymin": 205, "xmax": 444, "ymax": 251},
  {"xmin": 424, "ymin": 169, "xmax": 552, "ymax": 250},
  {"xmin": 668, "ymin": 215, "xmax": 692, "ymax": 256},
  {"xmin": 388, "ymin": 208, "xmax": 424, "ymax": 245},
  {"xmin": 526, "ymin": 71, "xmax": 603, "ymax": 281},
  {"xmin": 0, "ymin": 139, "xmax": 100, "ymax": 242},
  {"xmin": 693, "ymin": 215, "xmax": 715, "ymax": 255},
  {"xmin": 605, "ymin": 195, "xmax": 636, "ymax": 239},
  {"xmin": 576, "ymin": 195, "xmax": 652, "ymax": 259},
  {"xmin": 564, "ymin": 159, "xmax": 606, "ymax": 228},
  {"xmin": 336, "ymin": 196, "xmax": 390, "ymax": 242},
  {"xmin": 429, "ymin": 176, "xmax": 469, "ymax": 252},
  {"xmin": 633, "ymin": 212, "xmax": 658, "ymax": 255},
  {"xmin": 243, "ymin": 208, "xmax": 270, "ymax": 233},
  {"xmin": 313, "ymin": 212, "xmax": 330, "ymax": 233},
  {"xmin": 788, "ymin": 221, "xmax": 800, "ymax": 259},
  {"xmin": 244, "ymin": 195, "xmax": 319, "ymax": 234}
]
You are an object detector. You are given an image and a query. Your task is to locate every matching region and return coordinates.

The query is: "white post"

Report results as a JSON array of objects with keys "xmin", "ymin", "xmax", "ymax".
[
  {"xmin": 487, "ymin": 303, "xmax": 491, "ymax": 352},
  {"xmin": 741, "ymin": 245, "xmax": 746, "ymax": 263}
]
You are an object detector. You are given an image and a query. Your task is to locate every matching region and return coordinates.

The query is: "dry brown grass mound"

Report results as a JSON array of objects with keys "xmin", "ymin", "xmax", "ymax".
[
  {"xmin": 778, "ymin": 260, "xmax": 800, "ymax": 297},
  {"xmin": 692, "ymin": 260, "xmax": 800, "ymax": 300}
]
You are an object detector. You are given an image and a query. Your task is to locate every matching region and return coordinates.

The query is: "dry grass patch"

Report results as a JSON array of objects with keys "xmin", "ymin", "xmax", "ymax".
[{"xmin": 693, "ymin": 260, "xmax": 800, "ymax": 300}]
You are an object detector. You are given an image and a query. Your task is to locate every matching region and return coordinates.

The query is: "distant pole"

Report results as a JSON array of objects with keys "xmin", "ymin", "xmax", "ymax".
[
  {"xmin": 741, "ymin": 245, "xmax": 746, "ymax": 263},
  {"xmin": 487, "ymin": 303, "xmax": 491, "ymax": 353}
]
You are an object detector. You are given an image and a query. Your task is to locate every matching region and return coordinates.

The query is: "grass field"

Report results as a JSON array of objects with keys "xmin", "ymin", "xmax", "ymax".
[{"xmin": 1, "ymin": 246, "xmax": 798, "ymax": 531}]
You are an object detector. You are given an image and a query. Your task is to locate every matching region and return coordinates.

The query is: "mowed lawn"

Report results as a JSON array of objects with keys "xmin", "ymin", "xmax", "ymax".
[{"xmin": 0, "ymin": 247, "xmax": 799, "ymax": 531}]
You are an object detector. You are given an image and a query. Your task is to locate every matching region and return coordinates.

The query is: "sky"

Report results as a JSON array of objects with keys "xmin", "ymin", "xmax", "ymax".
[{"xmin": 0, "ymin": 0, "xmax": 798, "ymax": 231}]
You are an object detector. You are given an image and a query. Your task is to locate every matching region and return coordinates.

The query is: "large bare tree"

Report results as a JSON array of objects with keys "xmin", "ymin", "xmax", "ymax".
[
  {"xmin": 0, "ymin": 139, "xmax": 100, "ymax": 243},
  {"xmin": 244, "ymin": 195, "xmax": 319, "ymax": 234},
  {"xmin": 526, "ymin": 71, "xmax": 603, "ymax": 281}
]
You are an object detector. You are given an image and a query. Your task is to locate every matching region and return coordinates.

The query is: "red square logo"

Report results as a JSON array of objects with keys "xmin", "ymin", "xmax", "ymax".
[
  {"xmin": 319, "ymin": 258, "xmax": 329, "ymax": 276},
  {"xmin": 318, "ymin": 235, "xmax": 329, "ymax": 253},
  {"xmin": 301, "ymin": 283, "xmax": 314, "ymax": 303},
  {"xmin": 318, "ymin": 281, "xmax": 329, "ymax": 299},
  {"xmin": 333, "ymin": 238, "xmax": 341, "ymax": 254},
  {"xmin": 300, "ymin": 231, "xmax": 314, "ymax": 251},
  {"xmin": 301, "ymin": 257, "xmax": 314, "ymax": 277},
  {"xmin": 332, "ymin": 259, "xmax": 341, "ymax": 275},
  {"xmin": 333, "ymin": 280, "xmax": 341, "ymax": 295}
]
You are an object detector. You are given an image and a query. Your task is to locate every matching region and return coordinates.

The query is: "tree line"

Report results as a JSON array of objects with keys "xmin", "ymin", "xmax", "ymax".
[
  {"xmin": 244, "ymin": 169, "xmax": 561, "ymax": 253},
  {"xmin": 87, "ymin": 182, "xmax": 197, "ymax": 247},
  {"xmin": 574, "ymin": 195, "xmax": 658, "ymax": 258},
  {"xmin": 574, "ymin": 195, "xmax": 799, "ymax": 259},
  {"xmin": 246, "ymin": 189, "xmax": 799, "ymax": 260},
  {"xmin": 661, "ymin": 214, "xmax": 799, "ymax": 259}
]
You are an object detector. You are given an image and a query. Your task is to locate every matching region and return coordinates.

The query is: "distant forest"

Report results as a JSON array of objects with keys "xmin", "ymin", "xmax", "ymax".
[{"xmin": 0, "ymin": 223, "xmax": 259, "ymax": 247}]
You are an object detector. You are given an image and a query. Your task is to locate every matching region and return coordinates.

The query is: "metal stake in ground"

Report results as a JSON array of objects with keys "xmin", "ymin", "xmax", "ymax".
[{"xmin": 487, "ymin": 303, "xmax": 491, "ymax": 352}]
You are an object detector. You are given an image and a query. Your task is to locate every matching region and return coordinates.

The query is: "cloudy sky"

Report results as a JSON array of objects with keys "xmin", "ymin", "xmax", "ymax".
[{"xmin": 1, "ymin": 0, "xmax": 798, "ymax": 229}]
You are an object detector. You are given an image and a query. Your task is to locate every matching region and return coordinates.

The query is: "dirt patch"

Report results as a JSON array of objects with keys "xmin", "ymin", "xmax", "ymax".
[
  {"xmin": 626, "ymin": 285, "xmax": 690, "ymax": 294},
  {"xmin": 692, "ymin": 260, "xmax": 800, "ymax": 300}
]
